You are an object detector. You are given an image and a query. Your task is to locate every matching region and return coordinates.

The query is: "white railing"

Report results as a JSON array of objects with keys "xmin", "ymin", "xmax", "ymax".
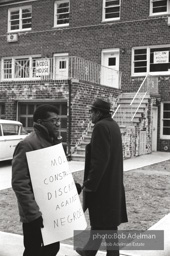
[
  {"xmin": 112, "ymin": 75, "xmax": 157, "ymax": 125},
  {"xmin": 69, "ymin": 56, "xmax": 121, "ymax": 88},
  {"xmin": 130, "ymin": 74, "xmax": 153, "ymax": 121},
  {"xmin": 1, "ymin": 56, "xmax": 121, "ymax": 88},
  {"xmin": 131, "ymin": 91, "xmax": 147, "ymax": 121}
]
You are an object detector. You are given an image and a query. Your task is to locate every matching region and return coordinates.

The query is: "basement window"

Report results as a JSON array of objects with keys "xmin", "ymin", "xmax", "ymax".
[
  {"xmin": 150, "ymin": 0, "xmax": 170, "ymax": 16},
  {"xmin": 8, "ymin": 6, "xmax": 32, "ymax": 32},
  {"xmin": 132, "ymin": 46, "xmax": 170, "ymax": 76},
  {"xmin": 161, "ymin": 102, "xmax": 170, "ymax": 139},
  {"xmin": 0, "ymin": 103, "xmax": 5, "ymax": 119},
  {"xmin": 102, "ymin": 0, "xmax": 121, "ymax": 21},
  {"xmin": 54, "ymin": 0, "xmax": 70, "ymax": 27}
]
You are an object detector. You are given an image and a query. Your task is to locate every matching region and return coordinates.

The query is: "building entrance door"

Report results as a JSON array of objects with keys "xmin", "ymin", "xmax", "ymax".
[
  {"xmin": 101, "ymin": 49, "xmax": 120, "ymax": 88},
  {"xmin": 152, "ymin": 107, "xmax": 158, "ymax": 151},
  {"xmin": 54, "ymin": 54, "xmax": 69, "ymax": 80}
]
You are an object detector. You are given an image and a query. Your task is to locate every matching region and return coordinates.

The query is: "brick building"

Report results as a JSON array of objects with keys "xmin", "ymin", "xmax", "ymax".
[{"xmin": 0, "ymin": 0, "xmax": 170, "ymax": 158}]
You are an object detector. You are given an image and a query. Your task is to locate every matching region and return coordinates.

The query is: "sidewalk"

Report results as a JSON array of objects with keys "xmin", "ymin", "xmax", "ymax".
[
  {"xmin": 0, "ymin": 151, "xmax": 170, "ymax": 256},
  {"xmin": 1, "ymin": 151, "xmax": 170, "ymax": 190}
]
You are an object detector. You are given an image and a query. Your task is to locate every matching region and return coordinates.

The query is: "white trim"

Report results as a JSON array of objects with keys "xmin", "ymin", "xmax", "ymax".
[
  {"xmin": 102, "ymin": 0, "xmax": 121, "ymax": 22},
  {"xmin": 132, "ymin": 45, "xmax": 170, "ymax": 77},
  {"xmin": 54, "ymin": 0, "xmax": 70, "ymax": 28},
  {"xmin": 8, "ymin": 5, "xmax": 32, "ymax": 33},
  {"xmin": 1, "ymin": 55, "xmax": 41, "ymax": 81},
  {"xmin": 102, "ymin": 48, "xmax": 120, "ymax": 54},
  {"xmin": 53, "ymin": 53, "xmax": 69, "ymax": 57},
  {"xmin": 150, "ymin": 0, "xmax": 170, "ymax": 16},
  {"xmin": 160, "ymin": 102, "xmax": 170, "ymax": 139}
]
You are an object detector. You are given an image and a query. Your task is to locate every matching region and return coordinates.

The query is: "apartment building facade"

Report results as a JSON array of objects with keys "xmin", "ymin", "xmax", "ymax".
[{"xmin": 0, "ymin": 0, "xmax": 170, "ymax": 155}]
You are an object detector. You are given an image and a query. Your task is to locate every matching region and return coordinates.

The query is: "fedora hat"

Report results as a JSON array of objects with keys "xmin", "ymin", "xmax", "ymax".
[{"xmin": 90, "ymin": 98, "xmax": 111, "ymax": 113}]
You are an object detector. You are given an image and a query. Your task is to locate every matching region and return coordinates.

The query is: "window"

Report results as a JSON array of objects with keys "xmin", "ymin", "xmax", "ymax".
[
  {"xmin": 103, "ymin": 0, "xmax": 121, "ymax": 21},
  {"xmin": 150, "ymin": 0, "xmax": 169, "ymax": 16},
  {"xmin": 2, "ymin": 124, "xmax": 20, "ymax": 136},
  {"xmin": 8, "ymin": 6, "xmax": 32, "ymax": 32},
  {"xmin": 18, "ymin": 102, "xmax": 67, "ymax": 151},
  {"xmin": 161, "ymin": 102, "xmax": 170, "ymax": 139},
  {"xmin": 54, "ymin": 0, "xmax": 70, "ymax": 27},
  {"xmin": 132, "ymin": 46, "xmax": 170, "ymax": 76},
  {"xmin": 1, "ymin": 56, "xmax": 41, "ymax": 81},
  {"xmin": 0, "ymin": 103, "xmax": 5, "ymax": 119}
]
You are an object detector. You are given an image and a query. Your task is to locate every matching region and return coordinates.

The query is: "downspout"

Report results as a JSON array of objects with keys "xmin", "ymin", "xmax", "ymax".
[{"xmin": 67, "ymin": 78, "xmax": 72, "ymax": 161}]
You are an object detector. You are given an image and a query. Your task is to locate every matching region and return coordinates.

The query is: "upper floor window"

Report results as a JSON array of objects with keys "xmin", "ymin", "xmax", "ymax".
[
  {"xmin": 150, "ymin": 0, "xmax": 170, "ymax": 16},
  {"xmin": 1, "ymin": 56, "xmax": 41, "ymax": 81},
  {"xmin": 132, "ymin": 46, "xmax": 170, "ymax": 76},
  {"xmin": 8, "ymin": 6, "xmax": 32, "ymax": 32},
  {"xmin": 102, "ymin": 0, "xmax": 121, "ymax": 21},
  {"xmin": 54, "ymin": 0, "xmax": 70, "ymax": 27}
]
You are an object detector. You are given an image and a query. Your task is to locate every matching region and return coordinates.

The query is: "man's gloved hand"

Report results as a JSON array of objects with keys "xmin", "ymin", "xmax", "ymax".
[
  {"xmin": 75, "ymin": 182, "xmax": 82, "ymax": 194},
  {"xmin": 31, "ymin": 216, "xmax": 44, "ymax": 228}
]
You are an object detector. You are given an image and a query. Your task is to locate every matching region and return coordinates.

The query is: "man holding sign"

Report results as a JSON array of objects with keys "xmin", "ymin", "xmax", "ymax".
[{"xmin": 12, "ymin": 105, "xmax": 62, "ymax": 256}]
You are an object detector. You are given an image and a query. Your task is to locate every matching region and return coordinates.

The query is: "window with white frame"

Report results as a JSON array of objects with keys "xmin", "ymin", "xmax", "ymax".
[
  {"xmin": 161, "ymin": 102, "xmax": 170, "ymax": 138},
  {"xmin": 54, "ymin": 0, "xmax": 70, "ymax": 27},
  {"xmin": 150, "ymin": 0, "xmax": 169, "ymax": 16},
  {"xmin": 8, "ymin": 6, "xmax": 32, "ymax": 32},
  {"xmin": 102, "ymin": 0, "xmax": 121, "ymax": 21},
  {"xmin": 132, "ymin": 46, "xmax": 170, "ymax": 76},
  {"xmin": 1, "ymin": 56, "xmax": 41, "ymax": 81}
]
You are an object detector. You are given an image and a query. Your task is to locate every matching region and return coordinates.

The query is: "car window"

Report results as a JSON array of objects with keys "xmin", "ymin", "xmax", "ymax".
[
  {"xmin": 20, "ymin": 126, "xmax": 28, "ymax": 135},
  {"xmin": 2, "ymin": 124, "xmax": 20, "ymax": 136}
]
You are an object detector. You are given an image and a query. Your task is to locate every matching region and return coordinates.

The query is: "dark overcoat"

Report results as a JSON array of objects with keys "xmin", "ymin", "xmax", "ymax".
[
  {"xmin": 83, "ymin": 116, "xmax": 128, "ymax": 228},
  {"xmin": 12, "ymin": 123, "xmax": 60, "ymax": 223}
]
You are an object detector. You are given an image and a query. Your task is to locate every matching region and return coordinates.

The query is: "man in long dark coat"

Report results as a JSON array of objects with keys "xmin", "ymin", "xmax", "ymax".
[{"xmin": 76, "ymin": 98, "xmax": 128, "ymax": 256}]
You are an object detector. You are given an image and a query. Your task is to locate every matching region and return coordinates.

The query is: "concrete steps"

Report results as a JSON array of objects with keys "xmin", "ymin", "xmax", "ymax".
[
  {"xmin": 114, "ymin": 92, "xmax": 150, "ymax": 125},
  {"xmin": 71, "ymin": 125, "xmax": 93, "ymax": 161},
  {"xmin": 72, "ymin": 92, "xmax": 150, "ymax": 161}
]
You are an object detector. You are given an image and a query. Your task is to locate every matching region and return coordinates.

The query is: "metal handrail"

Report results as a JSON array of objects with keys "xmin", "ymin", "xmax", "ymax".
[
  {"xmin": 112, "ymin": 104, "xmax": 120, "ymax": 118},
  {"xmin": 131, "ymin": 91, "xmax": 147, "ymax": 121},
  {"xmin": 130, "ymin": 74, "xmax": 149, "ymax": 106},
  {"xmin": 129, "ymin": 74, "xmax": 150, "ymax": 121}
]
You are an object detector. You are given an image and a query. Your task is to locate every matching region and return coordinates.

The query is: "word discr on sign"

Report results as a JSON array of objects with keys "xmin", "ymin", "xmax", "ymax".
[
  {"xmin": 36, "ymin": 58, "xmax": 50, "ymax": 76},
  {"xmin": 26, "ymin": 143, "xmax": 87, "ymax": 246}
]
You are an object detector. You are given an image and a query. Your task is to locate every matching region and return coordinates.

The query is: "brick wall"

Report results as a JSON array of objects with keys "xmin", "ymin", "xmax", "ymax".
[
  {"xmin": 0, "ymin": 0, "xmax": 170, "ymax": 153},
  {"xmin": 0, "ymin": 79, "xmax": 120, "ymax": 151},
  {"xmin": 71, "ymin": 80, "xmax": 120, "ymax": 147}
]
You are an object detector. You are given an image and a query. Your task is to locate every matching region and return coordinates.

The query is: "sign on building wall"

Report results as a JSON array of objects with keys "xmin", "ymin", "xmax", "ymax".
[
  {"xmin": 26, "ymin": 143, "xmax": 87, "ymax": 246},
  {"xmin": 154, "ymin": 51, "xmax": 169, "ymax": 64},
  {"xmin": 36, "ymin": 58, "xmax": 50, "ymax": 76}
]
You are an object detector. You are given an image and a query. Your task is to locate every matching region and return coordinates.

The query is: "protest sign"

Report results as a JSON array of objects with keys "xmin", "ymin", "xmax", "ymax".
[{"xmin": 26, "ymin": 143, "xmax": 87, "ymax": 246}]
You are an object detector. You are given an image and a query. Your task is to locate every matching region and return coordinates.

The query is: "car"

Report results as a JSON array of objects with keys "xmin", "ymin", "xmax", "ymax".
[{"xmin": 0, "ymin": 119, "xmax": 28, "ymax": 161}]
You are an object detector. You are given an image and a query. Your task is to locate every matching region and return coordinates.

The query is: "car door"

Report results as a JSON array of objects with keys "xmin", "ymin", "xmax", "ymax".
[{"xmin": 0, "ymin": 123, "xmax": 24, "ymax": 161}]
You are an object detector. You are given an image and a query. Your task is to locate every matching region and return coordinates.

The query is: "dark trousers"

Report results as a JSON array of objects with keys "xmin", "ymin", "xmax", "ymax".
[
  {"xmin": 83, "ymin": 226, "xmax": 119, "ymax": 256},
  {"xmin": 23, "ymin": 222, "xmax": 60, "ymax": 256}
]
